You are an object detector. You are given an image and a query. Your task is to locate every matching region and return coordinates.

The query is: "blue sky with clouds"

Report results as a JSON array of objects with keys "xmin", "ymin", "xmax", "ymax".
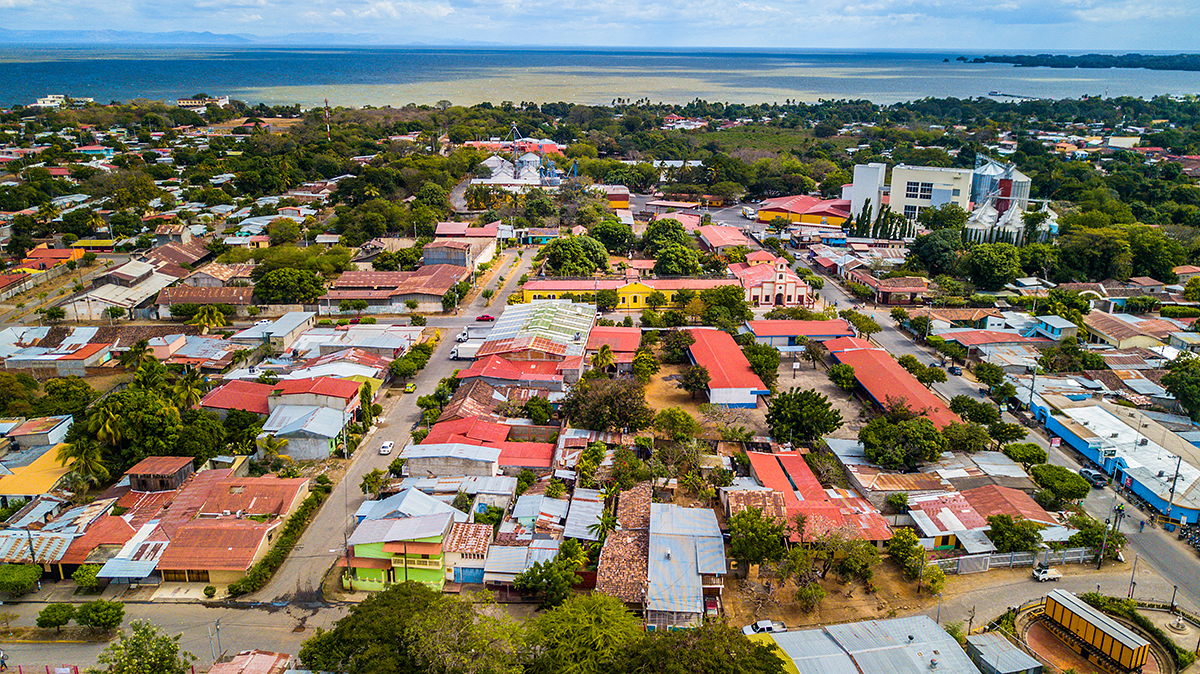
[{"xmin": 1, "ymin": 0, "xmax": 1196, "ymax": 49}]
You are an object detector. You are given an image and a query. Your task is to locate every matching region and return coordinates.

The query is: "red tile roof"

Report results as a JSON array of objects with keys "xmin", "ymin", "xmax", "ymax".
[
  {"xmin": 747, "ymin": 452, "xmax": 891, "ymax": 542},
  {"xmin": 745, "ymin": 319, "xmax": 854, "ymax": 339},
  {"xmin": 444, "ymin": 522, "xmax": 493, "ymax": 555},
  {"xmin": 585, "ymin": 326, "xmax": 642, "ymax": 353},
  {"xmin": 60, "ymin": 516, "xmax": 136, "ymax": 565},
  {"xmin": 272, "ymin": 377, "xmax": 361, "ymax": 401},
  {"xmin": 830, "ymin": 346, "xmax": 959, "ymax": 427},
  {"xmin": 199, "ymin": 477, "xmax": 308, "ymax": 517},
  {"xmin": 697, "ymin": 224, "xmax": 750, "ymax": 249},
  {"xmin": 944, "ymin": 331, "xmax": 1052, "ymax": 347},
  {"xmin": 758, "ymin": 194, "xmax": 850, "ymax": 218},
  {"xmin": 961, "ymin": 484, "xmax": 1055, "ymax": 525},
  {"xmin": 198, "ymin": 380, "xmax": 274, "ymax": 415},
  {"xmin": 156, "ymin": 286, "xmax": 255, "ymax": 306},
  {"xmin": 424, "ymin": 417, "xmax": 511, "ymax": 445},
  {"xmin": 495, "ymin": 442, "xmax": 554, "ymax": 469},
  {"xmin": 822, "ymin": 336, "xmax": 876, "ymax": 352},
  {"xmin": 156, "ymin": 518, "xmax": 277, "ymax": 572},
  {"xmin": 687, "ymin": 329, "xmax": 767, "ymax": 392},
  {"xmin": 455, "ymin": 355, "xmax": 563, "ymax": 382}
]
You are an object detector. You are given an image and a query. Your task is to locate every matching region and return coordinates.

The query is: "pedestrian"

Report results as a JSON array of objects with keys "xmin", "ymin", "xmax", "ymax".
[
  {"xmin": 1, "ymin": 647, "xmax": 9, "ymax": 671},
  {"xmin": 1140, "ymin": 520, "xmax": 1145, "ymax": 532}
]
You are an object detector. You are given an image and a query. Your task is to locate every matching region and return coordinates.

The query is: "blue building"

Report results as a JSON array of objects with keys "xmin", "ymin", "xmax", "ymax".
[{"xmin": 1030, "ymin": 395, "xmax": 1200, "ymax": 525}]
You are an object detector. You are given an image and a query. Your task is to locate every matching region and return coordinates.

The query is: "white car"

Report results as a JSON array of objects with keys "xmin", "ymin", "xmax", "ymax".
[
  {"xmin": 379, "ymin": 441, "xmax": 394, "ymax": 455},
  {"xmin": 254, "ymin": 319, "xmax": 271, "ymax": 326}
]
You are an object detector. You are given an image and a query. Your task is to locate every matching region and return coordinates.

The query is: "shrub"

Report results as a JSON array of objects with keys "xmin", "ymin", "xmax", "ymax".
[
  {"xmin": 0, "ymin": 563, "xmax": 42, "ymax": 596},
  {"xmin": 76, "ymin": 599, "xmax": 125, "ymax": 631},
  {"xmin": 1162, "ymin": 305, "xmax": 1200, "ymax": 319},
  {"xmin": 885, "ymin": 492, "xmax": 908, "ymax": 513},
  {"xmin": 37, "ymin": 603, "xmax": 75, "ymax": 632},
  {"xmin": 411, "ymin": 315, "xmax": 427, "ymax": 326},
  {"xmin": 1030, "ymin": 463, "xmax": 1091, "ymax": 501},
  {"xmin": 72, "ymin": 564, "xmax": 101, "ymax": 591},
  {"xmin": 203, "ymin": 585, "xmax": 216, "ymax": 598}
]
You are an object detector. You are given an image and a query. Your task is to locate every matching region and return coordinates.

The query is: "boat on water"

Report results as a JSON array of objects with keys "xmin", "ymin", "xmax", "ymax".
[{"xmin": 988, "ymin": 90, "xmax": 1002, "ymax": 96}]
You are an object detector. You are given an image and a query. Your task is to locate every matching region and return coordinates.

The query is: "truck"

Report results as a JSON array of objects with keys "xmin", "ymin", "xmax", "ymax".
[
  {"xmin": 450, "ymin": 340, "xmax": 484, "ymax": 360},
  {"xmin": 1032, "ymin": 564, "xmax": 1062, "ymax": 582},
  {"xmin": 456, "ymin": 326, "xmax": 491, "ymax": 342},
  {"xmin": 741, "ymin": 206, "xmax": 757, "ymax": 220},
  {"xmin": 742, "ymin": 620, "xmax": 786, "ymax": 636}
]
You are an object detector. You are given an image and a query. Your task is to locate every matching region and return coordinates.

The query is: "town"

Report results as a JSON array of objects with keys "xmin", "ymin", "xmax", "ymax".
[{"xmin": 0, "ymin": 91, "xmax": 1199, "ymax": 674}]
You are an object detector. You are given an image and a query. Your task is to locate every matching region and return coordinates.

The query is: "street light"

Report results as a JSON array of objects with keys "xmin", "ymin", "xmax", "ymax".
[{"xmin": 1166, "ymin": 453, "xmax": 1184, "ymax": 527}]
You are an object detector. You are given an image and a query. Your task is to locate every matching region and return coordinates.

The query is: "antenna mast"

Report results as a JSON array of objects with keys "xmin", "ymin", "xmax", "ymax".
[{"xmin": 324, "ymin": 98, "xmax": 332, "ymax": 141}]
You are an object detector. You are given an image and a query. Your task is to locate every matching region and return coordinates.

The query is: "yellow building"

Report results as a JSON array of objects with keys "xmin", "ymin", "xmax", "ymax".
[
  {"xmin": 522, "ymin": 278, "xmax": 741, "ymax": 309},
  {"xmin": 756, "ymin": 195, "xmax": 851, "ymax": 226}
]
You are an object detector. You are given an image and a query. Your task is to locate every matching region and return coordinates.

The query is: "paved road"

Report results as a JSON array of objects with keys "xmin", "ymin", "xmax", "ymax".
[
  {"xmin": 809, "ymin": 261, "xmax": 1200, "ymax": 613},
  {"xmin": 248, "ymin": 249, "xmax": 535, "ymax": 603}
]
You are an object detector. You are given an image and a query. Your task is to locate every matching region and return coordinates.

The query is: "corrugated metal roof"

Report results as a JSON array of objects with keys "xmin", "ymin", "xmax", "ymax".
[
  {"xmin": 563, "ymin": 489, "xmax": 604, "ymax": 540},
  {"xmin": 483, "ymin": 545, "xmax": 528, "ymax": 575},
  {"xmin": 771, "ymin": 629, "xmax": 859, "ymax": 674},
  {"xmin": 359, "ymin": 489, "xmax": 465, "ymax": 522},
  {"xmin": 347, "ymin": 513, "xmax": 452, "ymax": 546},
  {"xmin": 1047, "ymin": 590, "xmax": 1148, "ymax": 651},
  {"xmin": 646, "ymin": 503, "xmax": 725, "ymax": 614},
  {"xmin": 966, "ymin": 633, "xmax": 1042, "ymax": 674},
  {"xmin": 401, "ymin": 443, "xmax": 501, "ymax": 464}
]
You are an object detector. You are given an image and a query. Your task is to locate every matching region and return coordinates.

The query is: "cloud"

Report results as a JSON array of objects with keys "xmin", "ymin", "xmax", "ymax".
[{"xmin": 1, "ymin": 0, "xmax": 1199, "ymax": 48}]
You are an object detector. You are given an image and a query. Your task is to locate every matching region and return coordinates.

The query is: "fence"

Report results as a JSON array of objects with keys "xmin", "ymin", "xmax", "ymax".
[
  {"xmin": 931, "ymin": 547, "xmax": 1097, "ymax": 575},
  {"xmin": 12, "ymin": 667, "xmax": 81, "ymax": 674}
]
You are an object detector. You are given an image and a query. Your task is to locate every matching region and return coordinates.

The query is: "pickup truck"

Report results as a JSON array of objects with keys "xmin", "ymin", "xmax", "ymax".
[
  {"xmin": 1032, "ymin": 566, "xmax": 1062, "ymax": 582},
  {"xmin": 742, "ymin": 620, "xmax": 787, "ymax": 636}
]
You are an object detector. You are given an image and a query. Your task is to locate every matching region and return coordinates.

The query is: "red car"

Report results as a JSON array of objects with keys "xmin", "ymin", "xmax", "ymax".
[{"xmin": 476, "ymin": 314, "xmax": 496, "ymax": 321}]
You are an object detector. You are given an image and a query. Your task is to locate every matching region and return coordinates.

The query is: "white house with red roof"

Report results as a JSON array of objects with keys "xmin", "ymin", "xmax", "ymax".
[{"xmin": 686, "ymin": 329, "xmax": 769, "ymax": 408}]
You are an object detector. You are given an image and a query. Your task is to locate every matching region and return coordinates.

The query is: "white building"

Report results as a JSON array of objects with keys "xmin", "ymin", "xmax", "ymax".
[
  {"xmin": 846, "ymin": 162, "xmax": 887, "ymax": 223},
  {"xmin": 890, "ymin": 165, "xmax": 974, "ymax": 221}
]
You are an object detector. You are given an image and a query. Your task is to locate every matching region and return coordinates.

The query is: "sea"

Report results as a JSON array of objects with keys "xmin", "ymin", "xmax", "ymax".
[{"xmin": 3, "ymin": 47, "xmax": 1200, "ymax": 108}]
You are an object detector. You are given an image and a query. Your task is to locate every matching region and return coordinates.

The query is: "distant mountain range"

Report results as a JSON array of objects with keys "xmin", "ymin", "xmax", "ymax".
[{"xmin": 0, "ymin": 27, "xmax": 505, "ymax": 46}]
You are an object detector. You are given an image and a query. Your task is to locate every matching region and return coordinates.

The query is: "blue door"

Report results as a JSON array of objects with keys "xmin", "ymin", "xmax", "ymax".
[{"xmin": 455, "ymin": 567, "xmax": 484, "ymax": 584}]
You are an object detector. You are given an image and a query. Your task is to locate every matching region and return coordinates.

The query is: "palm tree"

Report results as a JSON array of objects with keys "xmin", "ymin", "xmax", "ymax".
[
  {"xmin": 118, "ymin": 339, "xmax": 152, "ymax": 370},
  {"xmin": 257, "ymin": 434, "xmax": 293, "ymax": 463},
  {"xmin": 171, "ymin": 369, "xmax": 207, "ymax": 408},
  {"xmin": 57, "ymin": 439, "xmax": 109, "ymax": 492},
  {"xmin": 228, "ymin": 349, "xmax": 251, "ymax": 370},
  {"xmin": 187, "ymin": 305, "xmax": 228, "ymax": 330},
  {"xmin": 592, "ymin": 344, "xmax": 615, "ymax": 372},
  {"xmin": 587, "ymin": 507, "xmax": 618, "ymax": 543},
  {"xmin": 131, "ymin": 359, "xmax": 168, "ymax": 391},
  {"xmin": 86, "ymin": 402, "xmax": 125, "ymax": 448}
]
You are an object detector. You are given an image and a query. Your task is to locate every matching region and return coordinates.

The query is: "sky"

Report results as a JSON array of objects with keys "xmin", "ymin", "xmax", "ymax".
[{"xmin": 1, "ymin": 0, "xmax": 1198, "ymax": 50}]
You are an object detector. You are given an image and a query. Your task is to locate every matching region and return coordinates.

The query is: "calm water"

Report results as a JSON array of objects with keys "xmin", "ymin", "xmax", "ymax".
[{"xmin": 3, "ymin": 47, "xmax": 1200, "ymax": 108}]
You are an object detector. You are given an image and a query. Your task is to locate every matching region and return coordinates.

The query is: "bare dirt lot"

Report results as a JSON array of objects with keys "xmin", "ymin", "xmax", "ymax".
[{"xmin": 776, "ymin": 355, "xmax": 871, "ymax": 441}]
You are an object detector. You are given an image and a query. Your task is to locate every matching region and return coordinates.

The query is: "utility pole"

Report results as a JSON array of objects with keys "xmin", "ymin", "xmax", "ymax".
[
  {"xmin": 1128, "ymin": 554, "xmax": 1138, "ymax": 598},
  {"xmin": 1098, "ymin": 490, "xmax": 1119, "ymax": 569},
  {"xmin": 215, "ymin": 618, "xmax": 222, "ymax": 657},
  {"xmin": 1166, "ymin": 453, "xmax": 1183, "ymax": 527}
]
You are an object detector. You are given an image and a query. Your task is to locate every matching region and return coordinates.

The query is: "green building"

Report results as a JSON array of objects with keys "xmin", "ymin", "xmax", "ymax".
[{"xmin": 340, "ymin": 512, "xmax": 454, "ymax": 591}]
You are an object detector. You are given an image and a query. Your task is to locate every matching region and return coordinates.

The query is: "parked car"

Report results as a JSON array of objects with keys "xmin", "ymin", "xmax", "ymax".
[
  {"xmin": 1032, "ymin": 563, "xmax": 1062, "ymax": 582},
  {"xmin": 743, "ymin": 620, "xmax": 787, "ymax": 636},
  {"xmin": 1079, "ymin": 468, "xmax": 1107, "ymax": 488},
  {"xmin": 403, "ymin": 383, "xmax": 416, "ymax": 394},
  {"xmin": 379, "ymin": 441, "xmax": 395, "ymax": 455},
  {"xmin": 948, "ymin": 366, "xmax": 963, "ymax": 376},
  {"xmin": 254, "ymin": 319, "xmax": 271, "ymax": 326},
  {"xmin": 476, "ymin": 314, "xmax": 496, "ymax": 322}
]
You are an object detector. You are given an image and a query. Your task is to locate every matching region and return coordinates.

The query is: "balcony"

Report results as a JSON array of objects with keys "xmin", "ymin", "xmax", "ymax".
[{"xmin": 393, "ymin": 557, "xmax": 443, "ymax": 570}]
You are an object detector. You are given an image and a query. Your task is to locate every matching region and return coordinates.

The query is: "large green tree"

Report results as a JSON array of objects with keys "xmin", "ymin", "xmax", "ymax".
[
  {"xmin": 559, "ymin": 379, "xmax": 654, "ymax": 432},
  {"xmin": 589, "ymin": 219, "xmax": 635, "ymax": 254},
  {"xmin": 617, "ymin": 622, "xmax": 784, "ymax": 674},
  {"xmin": 1164, "ymin": 354, "xmax": 1200, "ymax": 420},
  {"xmin": 542, "ymin": 236, "xmax": 609, "ymax": 276},
  {"xmin": 525, "ymin": 594, "xmax": 642, "ymax": 674},
  {"xmin": 299, "ymin": 582, "xmax": 441, "ymax": 674},
  {"xmin": 765, "ymin": 387, "xmax": 843, "ymax": 445},
  {"xmin": 963, "ymin": 242, "xmax": 1021, "ymax": 290},
  {"xmin": 641, "ymin": 218, "xmax": 690, "ymax": 256},
  {"xmin": 90, "ymin": 620, "xmax": 195, "ymax": 674},
  {"xmin": 254, "ymin": 268, "xmax": 326, "ymax": 304},
  {"xmin": 858, "ymin": 415, "xmax": 946, "ymax": 470},
  {"xmin": 653, "ymin": 244, "xmax": 701, "ymax": 276},
  {"xmin": 728, "ymin": 507, "xmax": 788, "ymax": 568}
]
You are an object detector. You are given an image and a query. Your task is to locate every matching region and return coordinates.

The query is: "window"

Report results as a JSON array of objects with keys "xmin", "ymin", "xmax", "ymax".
[
  {"xmin": 952, "ymin": 188, "xmax": 961, "ymax": 197},
  {"xmin": 904, "ymin": 205, "xmax": 919, "ymax": 220},
  {"xmin": 905, "ymin": 181, "xmax": 920, "ymax": 199},
  {"xmin": 621, "ymin": 296, "xmax": 626, "ymax": 304},
  {"xmin": 919, "ymin": 182, "xmax": 933, "ymax": 199}
]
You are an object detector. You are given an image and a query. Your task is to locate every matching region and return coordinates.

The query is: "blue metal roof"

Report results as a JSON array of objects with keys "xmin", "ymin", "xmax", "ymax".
[{"xmin": 646, "ymin": 503, "xmax": 726, "ymax": 614}]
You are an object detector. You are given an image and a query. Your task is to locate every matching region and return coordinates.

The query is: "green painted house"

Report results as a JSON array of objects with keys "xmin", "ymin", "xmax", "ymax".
[{"xmin": 340, "ymin": 512, "xmax": 454, "ymax": 591}]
